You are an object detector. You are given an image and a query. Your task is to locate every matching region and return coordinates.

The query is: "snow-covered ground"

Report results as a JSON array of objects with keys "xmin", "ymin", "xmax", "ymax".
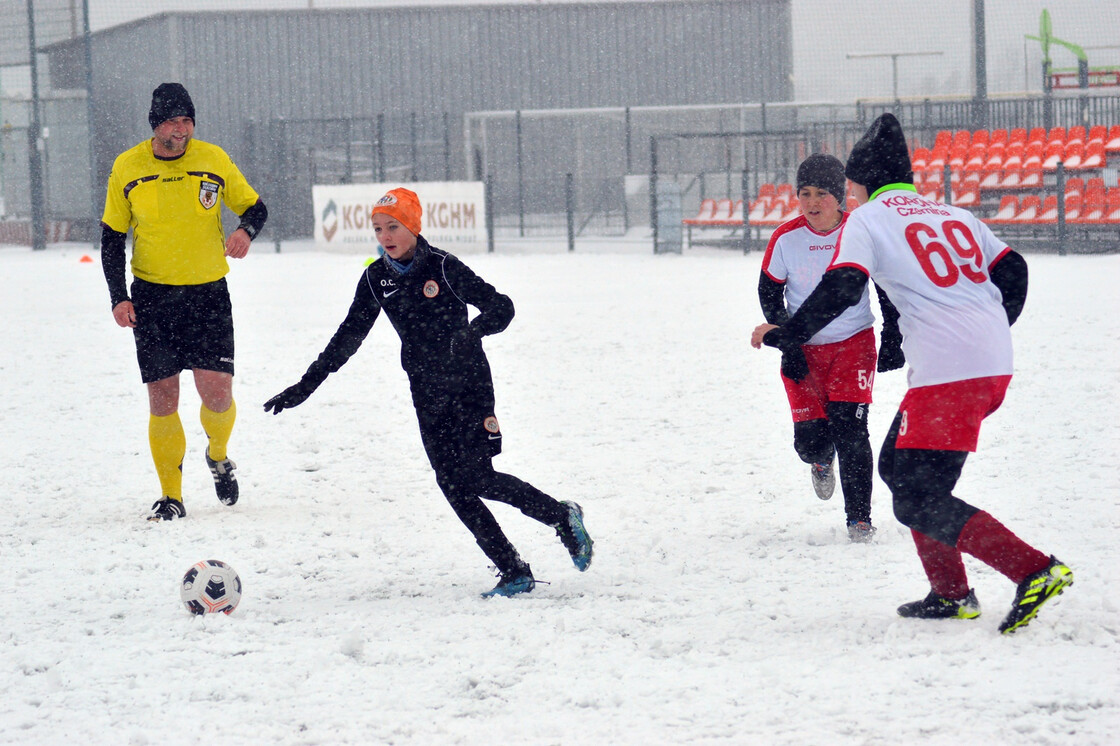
[{"xmin": 2, "ymin": 236, "xmax": 1118, "ymax": 744}]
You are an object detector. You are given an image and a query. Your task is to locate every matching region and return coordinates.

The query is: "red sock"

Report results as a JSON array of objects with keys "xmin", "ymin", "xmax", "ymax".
[
  {"xmin": 956, "ymin": 511, "xmax": 1050, "ymax": 584},
  {"xmin": 911, "ymin": 529, "xmax": 970, "ymax": 599}
]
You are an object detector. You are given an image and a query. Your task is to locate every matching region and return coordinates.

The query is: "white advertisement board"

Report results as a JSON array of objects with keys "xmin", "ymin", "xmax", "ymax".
[{"xmin": 311, "ymin": 181, "xmax": 487, "ymax": 251}]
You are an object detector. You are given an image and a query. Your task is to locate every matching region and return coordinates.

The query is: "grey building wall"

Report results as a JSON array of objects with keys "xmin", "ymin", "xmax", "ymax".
[{"xmin": 42, "ymin": 0, "xmax": 793, "ymax": 234}]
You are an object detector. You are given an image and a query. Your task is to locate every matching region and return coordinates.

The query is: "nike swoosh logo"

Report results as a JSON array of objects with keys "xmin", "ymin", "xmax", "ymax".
[
  {"xmin": 383, "ymin": 289, "xmax": 399, "ymax": 298},
  {"xmin": 488, "ymin": 434, "xmax": 502, "ymax": 440}
]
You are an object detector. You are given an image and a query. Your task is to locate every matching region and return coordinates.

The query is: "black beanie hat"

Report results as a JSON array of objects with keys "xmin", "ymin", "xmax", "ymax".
[
  {"xmin": 845, "ymin": 112, "xmax": 913, "ymax": 196},
  {"xmin": 796, "ymin": 153, "xmax": 847, "ymax": 206},
  {"xmin": 148, "ymin": 83, "xmax": 195, "ymax": 130}
]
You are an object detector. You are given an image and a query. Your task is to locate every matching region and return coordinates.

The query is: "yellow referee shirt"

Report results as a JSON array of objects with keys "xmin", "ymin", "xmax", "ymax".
[{"xmin": 101, "ymin": 138, "xmax": 260, "ymax": 286}]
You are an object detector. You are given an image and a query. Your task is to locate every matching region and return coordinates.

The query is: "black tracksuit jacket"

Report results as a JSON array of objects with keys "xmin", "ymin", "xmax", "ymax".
[{"xmin": 300, "ymin": 236, "xmax": 513, "ymax": 424}]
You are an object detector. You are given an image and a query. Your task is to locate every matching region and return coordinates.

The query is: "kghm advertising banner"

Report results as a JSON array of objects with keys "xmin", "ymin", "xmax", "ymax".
[{"xmin": 312, "ymin": 181, "xmax": 487, "ymax": 250}]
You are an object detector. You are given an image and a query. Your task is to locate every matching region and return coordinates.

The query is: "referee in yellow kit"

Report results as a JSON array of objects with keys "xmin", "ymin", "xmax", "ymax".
[{"xmin": 100, "ymin": 83, "xmax": 268, "ymax": 522}]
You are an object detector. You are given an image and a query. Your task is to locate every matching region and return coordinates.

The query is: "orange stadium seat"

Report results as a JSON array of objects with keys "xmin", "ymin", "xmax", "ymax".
[
  {"xmin": 1008, "ymin": 128, "xmax": 1028, "ymax": 145},
  {"xmin": 748, "ymin": 197, "xmax": 770, "ymax": 224},
  {"xmin": 1063, "ymin": 193, "xmax": 1082, "ymax": 223},
  {"xmin": 990, "ymin": 129, "xmax": 1009, "ymax": 146},
  {"xmin": 1013, "ymin": 195, "xmax": 1041, "ymax": 222},
  {"xmin": 965, "ymin": 143, "xmax": 987, "ymax": 170},
  {"xmin": 1027, "ymin": 127, "xmax": 1047, "ymax": 146},
  {"xmin": 1062, "ymin": 140, "xmax": 1084, "ymax": 169},
  {"xmin": 1065, "ymin": 177, "xmax": 1085, "ymax": 197},
  {"xmin": 1066, "ymin": 126, "xmax": 1085, "ymax": 147},
  {"xmin": 759, "ymin": 183, "xmax": 777, "ymax": 200},
  {"xmin": 1104, "ymin": 189, "xmax": 1120, "ymax": 223},
  {"xmin": 712, "ymin": 198, "xmax": 734, "ymax": 223},
  {"xmin": 983, "ymin": 142, "xmax": 1005, "ymax": 171},
  {"xmin": 760, "ymin": 196, "xmax": 788, "ymax": 225},
  {"xmin": 683, "ymin": 198, "xmax": 718, "ymax": 226},
  {"xmin": 1033, "ymin": 195, "xmax": 1058, "ymax": 224},
  {"xmin": 1087, "ymin": 125, "xmax": 1107, "ymax": 144},
  {"xmin": 726, "ymin": 199, "xmax": 744, "ymax": 225},
  {"xmin": 987, "ymin": 195, "xmax": 1020, "ymax": 224},
  {"xmin": 927, "ymin": 145, "xmax": 948, "ymax": 171},
  {"xmin": 1019, "ymin": 165, "xmax": 1043, "ymax": 189},
  {"xmin": 1042, "ymin": 140, "xmax": 1065, "ymax": 170},
  {"xmin": 1106, "ymin": 126, "xmax": 1120, "ymax": 153},
  {"xmin": 971, "ymin": 130, "xmax": 989, "ymax": 148},
  {"xmin": 948, "ymin": 144, "xmax": 969, "ymax": 169},
  {"xmin": 952, "ymin": 129, "xmax": 972, "ymax": 149},
  {"xmin": 1022, "ymin": 141, "xmax": 1044, "ymax": 169},
  {"xmin": 780, "ymin": 196, "xmax": 801, "ymax": 222},
  {"xmin": 1080, "ymin": 183, "xmax": 1107, "ymax": 222},
  {"xmin": 1047, "ymin": 126, "xmax": 1066, "ymax": 146},
  {"xmin": 1080, "ymin": 141, "xmax": 1105, "ymax": 169},
  {"xmin": 911, "ymin": 147, "xmax": 931, "ymax": 171}
]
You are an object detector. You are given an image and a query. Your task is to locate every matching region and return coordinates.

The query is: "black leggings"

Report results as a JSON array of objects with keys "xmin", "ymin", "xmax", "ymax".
[
  {"xmin": 793, "ymin": 401, "xmax": 873, "ymax": 523},
  {"xmin": 878, "ymin": 409, "xmax": 979, "ymax": 546},
  {"xmin": 417, "ymin": 399, "xmax": 566, "ymax": 575}
]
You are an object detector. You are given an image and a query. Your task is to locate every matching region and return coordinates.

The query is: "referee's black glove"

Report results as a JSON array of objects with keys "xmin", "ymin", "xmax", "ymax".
[{"xmin": 264, "ymin": 380, "xmax": 317, "ymax": 415}]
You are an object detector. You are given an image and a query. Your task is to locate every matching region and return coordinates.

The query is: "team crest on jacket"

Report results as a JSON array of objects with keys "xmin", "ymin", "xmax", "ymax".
[
  {"xmin": 423, "ymin": 280, "xmax": 440, "ymax": 298},
  {"xmin": 199, "ymin": 181, "xmax": 219, "ymax": 209},
  {"xmin": 483, "ymin": 416, "xmax": 500, "ymax": 434}
]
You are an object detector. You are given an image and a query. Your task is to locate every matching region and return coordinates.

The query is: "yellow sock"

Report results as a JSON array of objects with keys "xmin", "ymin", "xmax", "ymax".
[
  {"xmin": 200, "ymin": 400, "xmax": 236, "ymax": 461},
  {"xmin": 149, "ymin": 412, "xmax": 186, "ymax": 501}
]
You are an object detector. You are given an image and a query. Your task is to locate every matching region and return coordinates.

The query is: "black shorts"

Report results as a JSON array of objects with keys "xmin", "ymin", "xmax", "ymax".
[{"xmin": 131, "ymin": 278, "xmax": 234, "ymax": 384}]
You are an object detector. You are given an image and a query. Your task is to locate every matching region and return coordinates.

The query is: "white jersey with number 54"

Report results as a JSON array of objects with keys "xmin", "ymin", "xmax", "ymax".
[{"xmin": 830, "ymin": 189, "xmax": 1013, "ymax": 388}]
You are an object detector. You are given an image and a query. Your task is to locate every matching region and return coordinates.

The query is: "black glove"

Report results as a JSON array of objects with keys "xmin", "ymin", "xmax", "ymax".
[
  {"xmin": 877, "ymin": 335, "xmax": 905, "ymax": 372},
  {"xmin": 263, "ymin": 380, "xmax": 317, "ymax": 415},
  {"xmin": 780, "ymin": 347, "xmax": 810, "ymax": 383}
]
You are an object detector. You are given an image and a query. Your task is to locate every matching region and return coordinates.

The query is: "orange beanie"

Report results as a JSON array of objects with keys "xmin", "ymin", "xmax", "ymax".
[{"xmin": 371, "ymin": 188, "xmax": 422, "ymax": 236}]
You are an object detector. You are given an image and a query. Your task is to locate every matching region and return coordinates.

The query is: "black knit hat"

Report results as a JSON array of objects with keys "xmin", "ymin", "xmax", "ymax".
[
  {"xmin": 796, "ymin": 153, "xmax": 847, "ymax": 206},
  {"xmin": 845, "ymin": 113, "xmax": 913, "ymax": 196},
  {"xmin": 148, "ymin": 83, "xmax": 195, "ymax": 129}
]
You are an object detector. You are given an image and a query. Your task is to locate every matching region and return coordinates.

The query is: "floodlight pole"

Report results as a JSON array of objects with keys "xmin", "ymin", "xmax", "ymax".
[
  {"xmin": 846, "ymin": 51, "xmax": 944, "ymax": 101},
  {"xmin": 27, "ymin": 0, "xmax": 46, "ymax": 250}
]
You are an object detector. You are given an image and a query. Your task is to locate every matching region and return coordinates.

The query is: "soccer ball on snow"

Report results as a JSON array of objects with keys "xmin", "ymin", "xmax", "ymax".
[{"xmin": 180, "ymin": 560, "xmax": 242, "ymax": 615}]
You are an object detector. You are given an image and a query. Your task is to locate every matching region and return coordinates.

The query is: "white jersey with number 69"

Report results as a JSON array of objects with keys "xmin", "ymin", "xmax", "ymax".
[{"xmin": 830, "ymin": 189, "xmax": 1013, "ymax": 388}]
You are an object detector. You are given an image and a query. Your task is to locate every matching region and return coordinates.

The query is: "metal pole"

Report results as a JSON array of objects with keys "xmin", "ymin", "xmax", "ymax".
[
  {"xmin": 485, "ymin": 174, "xmax": 495, "ymax": 254},
  {"xmin": 515, "ymin": 110, "xmax": 524, "ymax": 237},
  {"xmin": 443, "ymin": 111, "xmax": 451, "ymax": 180},
  {"xmin": 565, "ymin": 172, "xmax": 575, "ymax": 253},
  {"xmin": 410, "ymin": 112, "xmax": 417, "ymax": 181},
  {"xmin": 973, "ymin": 0, "xmax": 988, "ymax": 129},
  {"xmin": 376, "ymin": 114, "xmax": 384, "ymax": 181},
  {"xmin": 650, "ymin": 136, "xmax": 658, "ymax": 254},
  {"xmin": 27, "ymin": 0, "xmax": 46, "ymax": 250},
  {"xmin": 623, "ymin": 106, "xmax": 631, "ymax": 233},
  {"xmin": 741, "ymin": 169, "xmax": 751, "ymax": 254},
  {"xmin": 1056, "ymin": 162, "xmax": 1066, "ymax": 256},
  {"xmin": 82, "ymin": 0, "xmax": 97, "ymax": 247}
]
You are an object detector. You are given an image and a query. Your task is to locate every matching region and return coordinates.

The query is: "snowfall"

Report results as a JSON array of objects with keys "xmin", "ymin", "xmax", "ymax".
[{"xmin": 2, "ymin": 232, "xmax": 1118, "ymax": 745}]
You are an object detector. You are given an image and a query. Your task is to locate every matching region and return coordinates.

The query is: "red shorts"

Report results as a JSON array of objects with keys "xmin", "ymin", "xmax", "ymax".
[
  {"xmin": 896, "ymin": 375, "xmax": 1012, "ymax": 451},
  {"xmin": 783, "ymin": 327, "xmax": 877, "ymax": 423}
]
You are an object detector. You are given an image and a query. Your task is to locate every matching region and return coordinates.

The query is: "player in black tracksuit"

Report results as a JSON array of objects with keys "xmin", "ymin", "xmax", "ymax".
[{"xmin": 265, "ymin": 188, "xmax": 592, "ymax": 597}]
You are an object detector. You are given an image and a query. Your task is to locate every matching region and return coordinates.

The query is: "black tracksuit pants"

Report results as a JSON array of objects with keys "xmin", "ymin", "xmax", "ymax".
[{"xmin": 415, "ymin": 393, "xmax": 567, "ymax": 576}]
